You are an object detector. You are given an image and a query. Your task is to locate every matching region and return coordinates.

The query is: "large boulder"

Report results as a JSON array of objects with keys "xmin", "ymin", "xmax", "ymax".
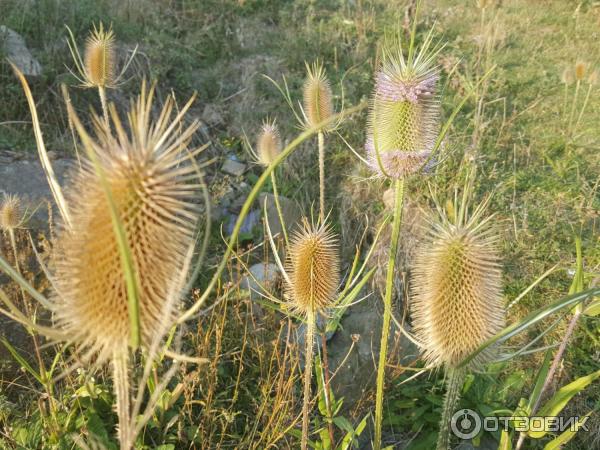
[{"xmin": 0, "ymin": 26, "xmax": 42, "ymax": 76}]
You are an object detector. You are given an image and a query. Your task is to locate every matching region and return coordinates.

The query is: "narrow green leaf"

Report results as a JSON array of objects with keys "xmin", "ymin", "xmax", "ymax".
[
  {"xmin": 543, "ymin": 412, "xmax": 592, "ymax": 450},
  {"xmin": 459, "ymin": 287, "xmax": 600, "ymax": 367},
  {"xmin": 498, "ymin": 430, "xmax": 513, "ymax": 450},
  {"xmin": 527, "ymin": 349, "xmax": 553, "ymax": 413},
  {"xmin": 1, "ymin": 338, "xmax": 43, "ymax": 384}
]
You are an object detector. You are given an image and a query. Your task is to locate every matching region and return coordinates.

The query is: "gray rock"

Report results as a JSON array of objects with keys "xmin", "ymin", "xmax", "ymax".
[
  {"xmin": 240, "ymin": 262, "xmax": 280, "ymax": 300},
  {"xmin": 258, "ymin": 193, "xmax": 301, "ymax": 239},
  {"xmin": 201, "ymin": 103, "xmax": 224, "ymax": 127},
  {"xmin": 221, "ymin": 159, "xmax": 247, "ymax": 177},
  {"xmin": 0, "ymin": 26, "xmax": 42, "ymax": 76},
  {"xmin": 225, "ymin": 209, "xmax": 260, "ymax": 237},
  {"xmin": 0, "ymin": 157, "xmax": 73, "ymax": 229}
]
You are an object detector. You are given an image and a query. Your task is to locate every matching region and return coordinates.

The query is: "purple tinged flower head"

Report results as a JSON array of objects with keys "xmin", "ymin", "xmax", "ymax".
[{"xmin": 365, "ymin": 30, "xmax": 442, "ymax": 179}]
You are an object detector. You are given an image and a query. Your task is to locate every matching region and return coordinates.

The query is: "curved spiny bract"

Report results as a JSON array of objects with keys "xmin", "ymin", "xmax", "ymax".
[
  {"xmin": 410, "ymin": 208, "xmax": 504, "ymax": 369},
  {"xmin": 366, "ymin": 34, "xmax": 441, "ymax": 179},
  {"xmin": 303, "ymin": 62, "xmax": 334, "ymax": 131},
  {"xmin": 52, "ymin": 83, "xmax": 202, "ymax": 362},
  {"xmin": 84, "ymin": 23, "xmax": 116, "ymax": 88},
  {"xmin": 285, "ymin": 220, "xmax": 339, "ymax": 316}
]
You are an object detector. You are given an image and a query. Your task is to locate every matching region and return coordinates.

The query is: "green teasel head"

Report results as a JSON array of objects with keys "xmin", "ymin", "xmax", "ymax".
[{"xmin": 366, "ymin": 28, "xmax": 442, "ymax": 179}]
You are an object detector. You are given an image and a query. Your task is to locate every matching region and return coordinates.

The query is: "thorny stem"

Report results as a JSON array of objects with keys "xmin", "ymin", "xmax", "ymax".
[
  {"xmin": 302, "ymin": 310, "xmax": 316, "ymax": 450},
  {"xmin": 514, "ymin": 309, "xmax": 582, "ymax": 450},
  {"xmin": 437, "ymin": 367, "xmax": 466, "ymax": 450},
  {"xmin": 318, "ymin": 131, "xmax": 325, "ymax": 223},
  {"xmin": 113, "ymin": 351, "xmax": 132, "ymax": 450},
  {"xmin": 567, "ymin": 80, "xmax": 581, "ymax": 136},
  {"xmin": 98, "ymin": 86, "xmax": 110, "ymax": 131},
  {"xmin": 374, "ymin": 178, "xmax": 405, "ymax": 450},
  {"xmin": 270, "ymin": 171, "xmax": 289, "ymax": 245}
]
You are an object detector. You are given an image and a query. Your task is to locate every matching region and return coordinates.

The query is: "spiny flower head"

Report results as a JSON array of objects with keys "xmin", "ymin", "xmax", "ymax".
[
  {"xmin": 410, "ymin": 200, "xmax": 504, "ymax": 369},
  {"xmin": 256, "ymin": 118, "xmax": 281, "ymax": 166},
  {"xmin": 302, "ymin": 61, "xmax": 334, "ymax": 131},
  {"xmin": 84, "ymin": 23, "xmax": 115, "ymax": 88},
  {"xmin": 0, "ymin": 194, "xmax": 23, "ymax": 231},
  {"xmin": 52, "ymin": 82, "xmax": 202, "ymax": 361},
  {"xmin": 561, "ymin": 67, "xmax": 574, "ymax": 85},
  {"xmin": 366, "ymin": 31, "xmax": 441, "ymax": 179},
  {"xmin": 284, "ymin": 219, "xmax": 339, "ymax": 316}
]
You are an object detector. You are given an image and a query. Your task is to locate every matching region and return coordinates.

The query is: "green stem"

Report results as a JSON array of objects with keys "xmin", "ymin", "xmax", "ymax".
[
  {"xmin": 374, "ymin": 178, "xmax": 405, "ymax": 450},
  {"xmin": 113, "ymin": 351, "xmax": 132, "ymax": 450},
  {"xmin": 270, "ymin": 171, "xmax": 289, "ymax": 245},
  {"xmin": 567, "ymin": 80, "xmax": 581, "ymax": 136},
  {"xmin": 573, "ymin": 83, "xmax": 593, "ymax": 134},
  {"xmin": 318, "ymin": 131, "xmax": 325, "ymax": 223},
  {"xmin": 302, "ymin": 311, "xmax": 316, "ymax": 450},
  {"xmin": 437, "ymin": 367, "xmax": 466, "ymax": 450}
]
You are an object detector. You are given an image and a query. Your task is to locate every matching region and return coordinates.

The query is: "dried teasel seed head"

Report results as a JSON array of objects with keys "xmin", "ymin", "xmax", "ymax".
[
  {"xmin": 84, "ymin": 23, "xmax": 116, "ymax": 88},
  {"xmin": 366, "ymin": 33, "xmax": 441, "ymax": 179},
  {"xmin": 256, "ymin": 119, "xmax": 282, "ymax": 166},
  {"xmin": 52, "ymin": 82, "xmax": 202, "ymax": 361},
  {"xmin": 285, "ymin": 220, "xmax": 339, "ymax": 316},
  {"xmin": 0, "ymin": 194, "xmax": 23, "ymax": 231},
  {"xmin": 588, "ymin": 70, "xmax": 598, "ymax": 86},
  {"xmin": 410, "ymin": 202, "xmax": 504, "ymax": 369},
  {"xmin": 575, "ymin": 61, "xmax": 586, "ymax": 81},
  {"xmin": 303, "ymin": 61, "xmax": 334, "ymax": 131}
]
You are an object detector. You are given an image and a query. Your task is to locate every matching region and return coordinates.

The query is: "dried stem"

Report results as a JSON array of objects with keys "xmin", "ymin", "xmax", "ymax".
[
  {"xmin": 320, "ymin": 328, "xmax": 335, "ymax": 446},
  {"xmin": 302, "ymin": 310, "xmax": 316, "ymax": 450},
  {"xmin": 318, "ymin": 131, "xmax": 325, "ymax": 223},
  {"xmin": 374, "ymin": 178, "xmax": 405, "ymax": 450}
]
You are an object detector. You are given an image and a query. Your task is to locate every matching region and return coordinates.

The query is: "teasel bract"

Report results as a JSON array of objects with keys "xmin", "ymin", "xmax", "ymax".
[
  {"xmin": 55, "ymin": 82, "xmax": 202, "ymax": 448},
  {"xmin": 284, "ymin": 219, "xmax": 339, "ymax": 450},
  {"xmin": 410, "ymin": 199, "xmax": 504, "ymax": 450},
  {"xmin": 366, "ymin": 31, "xmax": 441, "ymax": 179},
  {"xmin": 302, "ymin": 61, "xmax": 335, "ymax": 222}
]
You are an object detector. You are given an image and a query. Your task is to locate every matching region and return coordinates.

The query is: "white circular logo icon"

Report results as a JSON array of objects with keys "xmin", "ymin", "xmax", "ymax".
[{"xmin": 451, "ymin": 408, "xmax": 482, "ymax": 439}]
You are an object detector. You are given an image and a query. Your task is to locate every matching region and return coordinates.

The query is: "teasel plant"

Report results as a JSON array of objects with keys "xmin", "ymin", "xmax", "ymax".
[
  {"xmin": 283, "ymin": 218, "xmax": 340, "ymax": 450},
  {"xmin": 246, "ymin": 118, "xmax": 289, "ymax": 244},
  {"xmin": 0, "ymin": 75, "xmax": 210, "ymax": 448},
  {"xmin": 410, "ymin": 191, "xmax": 505, "ymax": 450},
  {"xmin": 66, "ymin": 22, "xmax": 138, "ymax": 127}
]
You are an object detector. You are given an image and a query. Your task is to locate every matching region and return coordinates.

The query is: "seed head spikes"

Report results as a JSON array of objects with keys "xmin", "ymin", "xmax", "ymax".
[
  {"xmin": 284, "ymin": 219, "xmax": 340, "ymax": 317},
  {"xmin": 302, "ymin": 61, "xmax": 335, "ymax": 131},
  {"xmin": 256, "ymin": 118, "xmax": 282, "ymax": 167},
  {"xmin": 53, "ymin": 82, "xmax": 202, "ymax": 363},
  {"xmin": 410, "ymin": 201, "xmax": 504, "ymax": 369},
  {"xmin": 366, "ymin": 31, "xmax": 441, "ymax": 179},
  {"xmin": 0, "ymin": 194, "xmax": 24, "ymax": 232}
]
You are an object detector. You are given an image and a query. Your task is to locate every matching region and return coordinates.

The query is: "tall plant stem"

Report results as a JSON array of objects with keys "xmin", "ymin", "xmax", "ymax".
[
  {"xmin": 318, "ymin": 131, "xmax": 325, "ymax": 223},
  {"xmin": 302, "ymin": 311, "xmax": 316, "ymax": 450},
  {"xmin": 437, "ymin": 367, "xmax": 466, "ymax": 450},
  {"xmin": 270, "ymin": 171, "xmax": 289, "ymax": 245},
  {"xmin": 374, "ymin": 178, "xmax": 405, "ymax": 450},
  {"xmin": 567, "ymin": 80, "xmax": 581, "ymax": 136},
  {"xmin": 320, "ymin": 328, "xmax": 335, "ymax": 446},
  {"xmin": 98, "ymin": 86, "xmax": 110, "ymax": 130},
  {"xmin": 113, "ymin": 351, "xmax": 132, "ymax": 450}
]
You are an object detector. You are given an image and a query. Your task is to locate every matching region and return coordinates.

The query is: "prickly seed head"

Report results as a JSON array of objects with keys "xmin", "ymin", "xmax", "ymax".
[
  {"xmin": 575, "ymin": 61, "xmax": 586, "ymax": 81},
  {"xmin": 257, "ymin": 119, "xmax": 282, "ymax": 166},
  {"xmin": 52, "ymin": 83, "xmax": 202, "ymax": 361},
  {"xmin": 84, "ymin": 23, "xmax": 116, "ymax": 88},
  {"xmin": 366, "ymin": 39, "xmax": 441, "ymax": 179},
  {"xmin": 303, "ymin": 62, "xmax": 334, "ymax": 131},
  {"xmin": 285, "ymin": 220, "xmax": 339, "ymax": 316},
  {"xmin": 0, "ymin": 194, "xmax": 23, "ymax": 231},
  {"xmin": 410, "ymin": 204, "xmax": 504, "ymax": 369}
]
